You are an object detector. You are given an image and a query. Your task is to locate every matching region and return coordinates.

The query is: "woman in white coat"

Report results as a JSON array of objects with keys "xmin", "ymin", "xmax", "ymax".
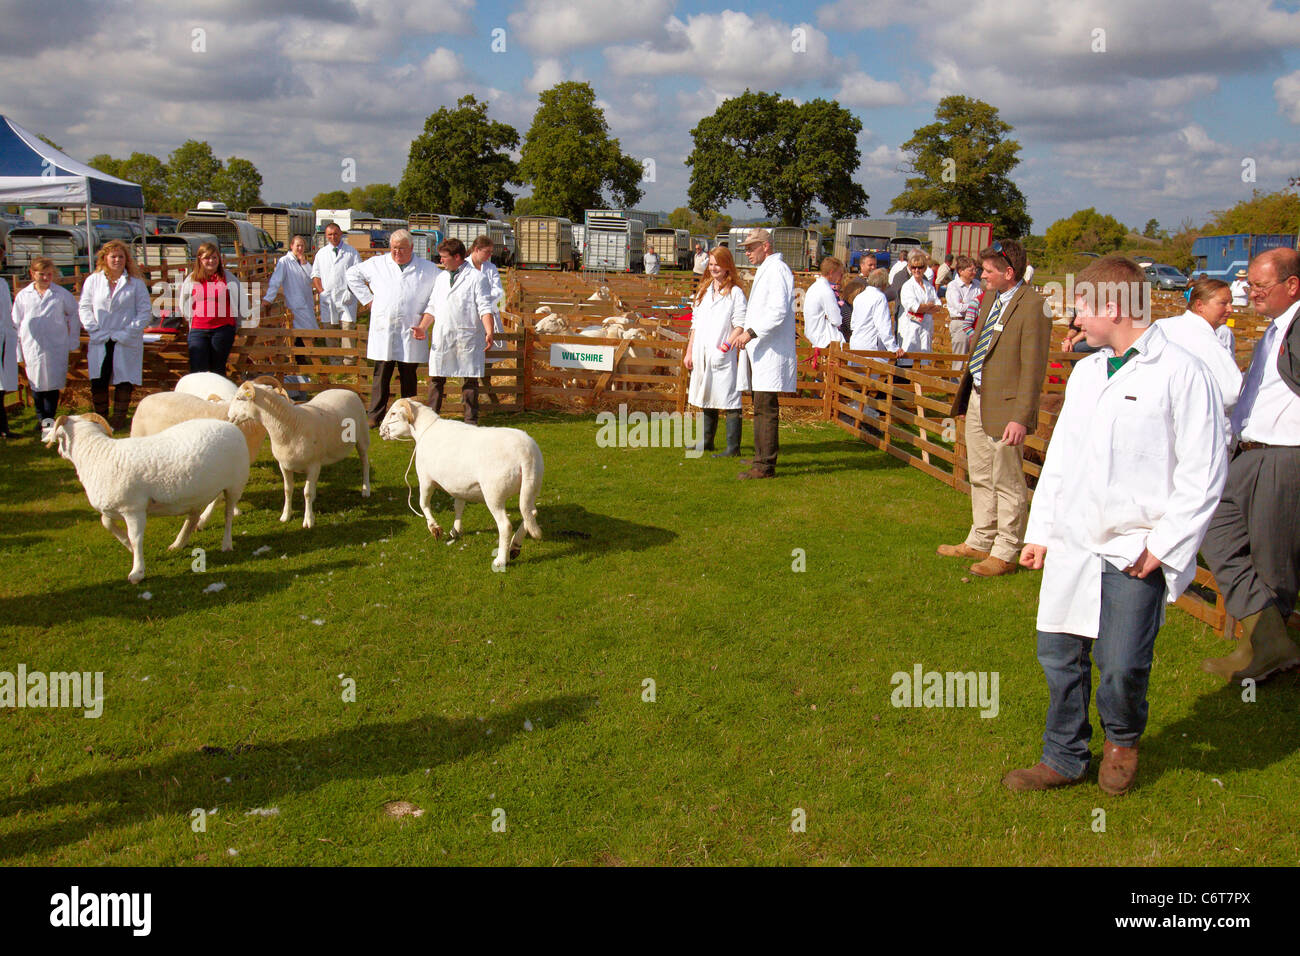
[
  {"xmin": 415, "ymin": 237, "xmax": 494, "ymax": 426},
  {"xmin": 346, "ymin": 229, "xmax": 438, "ymax": 428},
  {"xmin": 684, "ymin": 246, "xmax": 748, "ymax": 456},
  {"xmin": 897, "ymin": 249, "xmax": 943, "ymax": 366},
  {"xmin": 0, "ymin": 273, "xmax": 15, "ymax": 438},
  {"xmin": 79, "ymin": 239, "xmax": 153, "ymax": 430},
  {"xmin": 14, "ymin": 257, "xmax": 80, "ymax": 429}
]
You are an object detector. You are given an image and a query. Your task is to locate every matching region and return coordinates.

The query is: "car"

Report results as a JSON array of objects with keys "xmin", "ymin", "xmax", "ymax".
[{"xmin": 1143, "ymin": 263, "xmax": 1189, "ymax": 291}]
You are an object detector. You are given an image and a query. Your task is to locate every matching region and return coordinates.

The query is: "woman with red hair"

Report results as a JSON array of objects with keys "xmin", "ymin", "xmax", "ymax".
[
  {"xmin": 78, "ymin": 239, "xmax": 152, "ymax": 430},
  {"xmin": 684, "ymin": 246, "xmax": 748, "ymax": 457}
]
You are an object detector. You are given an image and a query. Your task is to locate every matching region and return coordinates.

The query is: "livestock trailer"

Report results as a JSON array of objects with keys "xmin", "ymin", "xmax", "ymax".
[
  {"xmin": 770, "ymin": 226, "xmax": 811, "ymax": 271},
  {"xmin": 928, "ymin": 222, "xmax": 993, "ymax": 260},
  {"xmin": 833, "ymin": 218, "xmax": 898, "ymax": 270},
  {"xmin": 515, "ymin": 216, "xmax": 576, "ymax": 270},
  {"xmin": 130, "ymin": 232, "xmax": 221, "ymax": 271},
  {"xmin": 176, "ymin": 212, "xmax": 276, "ymax": 261},
  {"xmin": 1190, "ymin": 233, "xmax": 1297, "ymax": 281},
  {"xmin": 315, "ymin": 209, "xmax": 372, "ymax": 231},
  {"xmin": 248, "ymin": 205, "xmax": 315, "ymax": 250},
  {"xmin": 644, "ymin": 227, "xmax": 691, "ymax": 269},
  {"xmin": 4, "ymin": 225, "xmax": 91, "ymax": 277},
  {"xmin": 408, "ymin": 213, "xmax": 449, "ymax": 232},
  {"xmin": 584, "ymin": 211, "xmax": 646, "ymax": 272}
]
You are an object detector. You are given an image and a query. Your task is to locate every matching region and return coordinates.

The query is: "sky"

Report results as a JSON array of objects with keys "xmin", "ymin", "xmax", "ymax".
[{"xmin": 2, "ymin": 0, "xmax": 1299, "ymax": 234}]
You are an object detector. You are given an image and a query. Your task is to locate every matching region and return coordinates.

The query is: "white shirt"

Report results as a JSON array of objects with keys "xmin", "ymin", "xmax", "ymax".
[
  {"xmin": 1160, "ymin": 311, "xmax": 1242, "ymax": 445},
  {"xmin": 311, "ymin": 241, "xmax": 361, "ymax": 312},
  {"xmin": 1230, "ymin": 279, "xmax": 1249, "ymax": 307},
  {"xmin": 802, "ymin": 276, "xmax": 845, "ymax": 348},
  {"xmin": 1215, "ymin": 323, "xmax": 1235, "ymax": 355},
  {"xmin": 14, "ymin": 282, "xmax": 80, "ymax": 391},
  {"xmin": 644, "ymin": 252, "xmax": 659, "ymax": 276},
  {"xmin": 1027, "ymin": 324, "xmax": 1227, "ymax": 638},
  {"xmin": 1233, "ymin": 298, "xmax": 1300, "ymax": 446},
  {"xmin": 945, "ymin": 277, "xmax": 980, "ymax": 321},
  {"xmin": 346, "ymin": 255, "xmax": 438, "ymax": 363},
  {"xmin": 265, "ymin": 253, "xmax": 317, "ymax": 328},
  {"xmin": 742, "ymin": 252, "xmax": 796, "ymax": 393},
  {"xmin": 972, "ymin": 282, "xmax": 1021, "ymax": 387},
  {"xmin": 693, "ymin": 252, "xmax": 708, "ymax": 275},
  {"xmin": 898, "ymin": 276, "xmax": 938, "ymax": 355},
  {"xmin": 474, "ymin": 258, "xmax": 504, "ymax": 335},
  {"xmin": 688, "ymin": 284, "xmax": 747, "ymax": 410},
  {"xmin": 425, "ymin": 261, "xmax": 494, "ymax": 378},
  {"xmin": 888, "ymin": 260, "xmax": 908, "ymax": 284},
  {"xmin": 848, "ymin": 287, "xmax": 896, "ymax": 352}
]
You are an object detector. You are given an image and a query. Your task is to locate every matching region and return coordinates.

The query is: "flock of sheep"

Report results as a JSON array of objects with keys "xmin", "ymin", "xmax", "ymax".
[{"xmin": 44, "ymin": 371, "xmax": 544, "ymax": 583}]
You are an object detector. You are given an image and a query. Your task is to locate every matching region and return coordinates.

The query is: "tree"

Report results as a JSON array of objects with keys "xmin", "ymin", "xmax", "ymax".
[
  {"xmin": 398, "ymin": 95, "xmax": 519, "ymax": 217},
  {"xmin": 87, "ymin": 154, "xmax": 123, "ymax": 178},
  {"xmin": 517, "ymin": 82, "xmax": 642, "ymax": 220},
  {"xmin": 1205, "ymin": 188, "xmax": 1300, "ymax": 235},
  {"xmin": 1044, "ymin": 208, "xmax": 1127, "ymax": 256},
  {"xmin": 1143, "ymin": 218, "xmax": 1161, "ymax": 239},
  {"xmin": 686, "ymin": 91, "xmax": 867, "ymax": 227},
  {"xmin": 211, "ymin": 156, "xmax": 263, "ymax": 210},
  {"xmin": 120, "ymin": 153, "xmax": 170, "ymax": 211},
  {"xmin": 167, "ymin": 140, "xmax": 223, "ymax": 211},
  {"xmin": 667, "ymin": 205, "xmax": 732, "ymax": 237},
  {"xmin": 347, "ymin": 184, "xmax": 404, "ymax": 218},
  {"xmin": 889, "ymin": 95, "xmax": 1031, "ymax": 238},
  {"xmin": 312, "ymin": 190, "xmax": 351, "ymax": 209}
]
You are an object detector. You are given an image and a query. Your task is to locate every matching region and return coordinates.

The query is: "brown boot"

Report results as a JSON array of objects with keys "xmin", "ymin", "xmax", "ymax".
[
  {"xmin": 110, "ymin": 383, "xmax": 133, "ymax": 432},
  {"xmin": 1002, "ymin": 762, "xmax": 1085, "ymax": 792},
  {"xmin": 970, "ymin": 556, "xmax": 1018, "ymax": 577},
  {"xmin": 937, "ymin": 542, "xmax": 990, "ymax": 560},
  {"xmin": 1201, "ymin": 604, "xmax": 1300, "ymax": 683},
  {"xmin": 1099, "ymin": 740, "xmax": 1139, "ymax": 795},
  {"xmin": 738, "ymin": 465, "xmax": 775, "ymax": 480}
]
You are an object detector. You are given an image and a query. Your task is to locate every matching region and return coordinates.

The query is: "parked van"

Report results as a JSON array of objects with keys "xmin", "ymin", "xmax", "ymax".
[{"xmin": 176, "ymin": 211, "xmax": 276, "ymax": 261}]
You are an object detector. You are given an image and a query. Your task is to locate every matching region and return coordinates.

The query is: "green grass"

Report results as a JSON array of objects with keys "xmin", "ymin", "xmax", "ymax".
[{"xmin": 2, "ymin": 406, "xmax": 1298, "ymax": 866}]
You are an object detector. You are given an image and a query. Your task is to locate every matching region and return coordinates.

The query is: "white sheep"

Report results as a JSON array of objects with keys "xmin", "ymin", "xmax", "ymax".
[
  {"xmin": 379, "ymin": 398, "xmax": 542, "ymax": 571},
  {"xmin": 227, "ymin": 383, "xmax": 370, "ymax": 528},
  {"xmin": 132, "ymin": 390, "xmax": 272, "ymax": 465},
  {"xmin": 534, "ymin": 313, "xmax": 571, "ymax": 335},
  {"xmin": 44, "ymin": 413, "xmax": 249, "ymax": 584},
  {"xmin": 174, "ymin": 371, "xmax": 238, "ymax": 402}
]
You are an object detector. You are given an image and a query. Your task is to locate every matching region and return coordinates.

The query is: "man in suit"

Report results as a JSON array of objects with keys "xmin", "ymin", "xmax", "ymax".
[
  {"xmin": 938, "ymin": 239, "xmax": 1050, "ymax": 577},
  {"xmin": 1200, "ymin": 247, "xmax": 1300, "ymax": 683}
]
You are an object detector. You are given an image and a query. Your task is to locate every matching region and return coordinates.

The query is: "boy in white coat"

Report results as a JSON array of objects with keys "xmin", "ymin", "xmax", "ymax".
[
  {"xmin": 414, "ymin": 237, "xmax": 495, "ymax": 425},
  {"xmin": 1005, "ymin": 256, "xmax": 1227, "ymax": 796}
]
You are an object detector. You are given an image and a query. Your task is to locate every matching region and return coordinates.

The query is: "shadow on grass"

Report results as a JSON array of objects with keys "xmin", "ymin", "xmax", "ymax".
[
  {"xmin": 776, "ymin": 437, "xmax": 911, "ymax": 477},
  {"xmin": 0, "ymin": 694, "xmax": 596, "ymax": 860},
  {"xmin": 1143, "ymin": 673, "xmax": 1300, "ymax": 782}
]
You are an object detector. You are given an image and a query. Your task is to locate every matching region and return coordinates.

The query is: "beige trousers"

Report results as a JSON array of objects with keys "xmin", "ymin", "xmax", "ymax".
[{"xmin": 963, "ymin": 389, "xmax": 1029, "ymax": 562}]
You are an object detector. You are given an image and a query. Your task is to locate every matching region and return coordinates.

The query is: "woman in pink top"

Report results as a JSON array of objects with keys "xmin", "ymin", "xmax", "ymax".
[{"xmin": 182, "ymin": 242, "xmax": 243, "ymax": 377}]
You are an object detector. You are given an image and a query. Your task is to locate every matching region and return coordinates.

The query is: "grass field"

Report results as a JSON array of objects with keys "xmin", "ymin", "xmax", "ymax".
[{"xmin": 2, "ymin": 404, "xmax": 1298, "ymax": 866}]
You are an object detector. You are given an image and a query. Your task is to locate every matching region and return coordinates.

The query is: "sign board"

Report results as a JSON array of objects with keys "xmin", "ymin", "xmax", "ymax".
[{"xmin": 549, "ymin": 342, "xmax": 615, "ymax": 371}]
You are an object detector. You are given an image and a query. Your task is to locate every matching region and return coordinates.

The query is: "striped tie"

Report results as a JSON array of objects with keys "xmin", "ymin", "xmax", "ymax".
[{"xmin": 968, "ymin": 295, "xmax": 1004, "ymax": 379}]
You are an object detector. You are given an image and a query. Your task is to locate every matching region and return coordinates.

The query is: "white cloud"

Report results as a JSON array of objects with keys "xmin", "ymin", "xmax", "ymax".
[
  {"xmin": 606, "ymin": 13, "xmax": 838, "ymax": 90},
  {"xmin": 1275, "ymin": 70, "xmax": 1300, "ymax": 124},
  {"xmin": 509, "ymin": 0, "xmax": 675, "ymax": 56},
  {"xmin": 835, "ymin": 72, "xmax": 907, "ymax": 109}
]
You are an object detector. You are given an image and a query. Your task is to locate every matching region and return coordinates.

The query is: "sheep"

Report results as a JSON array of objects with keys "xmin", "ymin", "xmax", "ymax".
[
  {"xmin": 379, "ymin": 398, "xmax": 542, "ymax": 571},
  {"xmin": 174, "ymin": 371, "xmax": 238, "ymax": 402},
  {"xmin": 132, "ymin": 390, "xmax": 272, "ymax": 466},
  {"xmin": 534, "ymin": 313, "xmax": 571, "ymax": 335},
  {"xmin": 227, "ymin": 382, "xmax": 370, "ymax": 528},
  {"xmin": 44, "ymin": 413, "xmax": 249, "ymax": 584}
]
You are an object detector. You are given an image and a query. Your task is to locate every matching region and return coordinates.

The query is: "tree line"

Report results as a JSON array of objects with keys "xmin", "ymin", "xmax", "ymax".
[{"xmin": 88, "ymin": 141, "xmax": 263, "ymax": 213}]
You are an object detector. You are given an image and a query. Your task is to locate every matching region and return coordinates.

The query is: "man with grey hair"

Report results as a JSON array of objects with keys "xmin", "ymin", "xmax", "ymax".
[
  {"xmin": 346, "ymin": 229, "xmax": 439, "ymax": 428},
  {"xmin": 312, "ymin": 221, "xmax": 361, "ymax": 352},
  {"xmin": 1201, "ymin": 247, "xmax": 1300, "ymax": 683},
  {"xmin": 728, "ymin": 228, "xmax": 796, "ymax": 479}
]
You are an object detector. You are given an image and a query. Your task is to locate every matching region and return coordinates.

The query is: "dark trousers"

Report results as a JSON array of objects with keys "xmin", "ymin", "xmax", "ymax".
[
  {"xmin": 89, "ymin": 340, "xmax": 132, "ymax": 422},
  {"xmin": 750, "ymin": 391, "xmax": 780, "ymax": 473},
  {"xmin": 188, "ymin": 324, "xmax": 236, "ymax": 377},
  {"xmin": 1037, "ymin": 562, "xmax": 1166, "ymax": 780},
  {"xmin": 34, "ymin": 389, "xmax": 61, "ymax": 423},
  {"xmin": 368, "ymin": 360, "xmax": 418, "ymax": 426},
  {"xmin": 428, "ymin": 376, "xmax": 480, "ymax": 425},
  {"xmin": 1202, "ymin": 445, "xmax": 1300, "ymax": 620}
]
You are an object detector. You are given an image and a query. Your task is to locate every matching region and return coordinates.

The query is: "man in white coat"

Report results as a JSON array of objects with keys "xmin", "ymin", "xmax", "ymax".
[
  {"xmin": 1006, "ymin": 256, "xmax": 1227, "ymax": 795},
  {"xmin": 469, "ymin": 235, "xmax": 505, "ymax": 405},
  {"xmin": 346, "ymin": 230, "xmax": 438, "ymax": 428},
  {"xmin": 414, "ymin": 237, "xmax": 495, "ymax": 426},
  {"xmin": 728, "ymin": 228, "xmax": 795, "ymax": 479},
  {"xmin": 312, "ymin": 222, "xmax": 361, "ymax": 353}
]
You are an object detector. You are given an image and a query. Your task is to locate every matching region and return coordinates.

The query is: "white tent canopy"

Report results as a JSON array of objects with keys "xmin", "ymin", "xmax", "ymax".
[{"xmin": 0, "ymin": 114, "xmax": 145, "ymax": 269}]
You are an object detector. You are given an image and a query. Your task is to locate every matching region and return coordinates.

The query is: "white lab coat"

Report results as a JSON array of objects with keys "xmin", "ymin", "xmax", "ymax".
[
  {"xmin": 1026, "ymin": 324, "xmax": 1227, "ymax": 639},
  {"xmin": 848, "ymin": 287, "xmax": 897, "ymax": 352},
  {"xmin": 802, "ymin": 276, "xmax": 845, "ymax": 348},
  {"xmin": 424, "ymin": 262, "xmax": 493, "ymax": 377},
  {"xmin": 898, "ymin": 276, "xmax": 938, "ymax": 354},
  {"xmin": 688, "ymin": 284, "xmax": 747, "ymax": 409},
  {"xmin": 14, "ymin": 283, "xmax": 80, "ymax": 391},
  {"xmin": 0, "ymin": 282, "xmax": 16, "ymax": 393},
  {"xmin": 1216, "ymin": 323, "xmax": 1235, "ymax": 356},
  {"xmin": 265, "ymin": 253, "xmax": 317, "ymax": 330},
  {"xmin": 1230, "ymin": 279, "xmax": 1249, "ymax": 307},
  {"xmin": 1160, "ymin": 311, "xmax": 1243, "ymax": 446},
  {"xmin": 347, "ymin": 255, "xmax": 437, "ymax": 363},
  {"xmin": 79, "ymin": 271, "xmax": 153, "ymax": 385},
  {"xmin": 742, "ymin": 252, "xmax": 796, "ymax": 393},
  {"xmin": 312, "ymin": 242, "xmax": 361, "ymax": 325},
  {"xmin": 475, "ymin": 258, "xmax": 505, "ymax": 334},
  {"xmin": 644, "ymin": 252, "xmax": 660, "ymax": 276}
]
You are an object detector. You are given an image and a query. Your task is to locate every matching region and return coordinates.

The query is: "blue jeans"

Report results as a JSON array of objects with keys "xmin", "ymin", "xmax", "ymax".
[
  {"xmin": 188, "ymin": 324, "xmax": 236, "ymax": 377},
  {"xmin": 1037, "ymin": 561, "xmax": 1166, "ymax": 779}
]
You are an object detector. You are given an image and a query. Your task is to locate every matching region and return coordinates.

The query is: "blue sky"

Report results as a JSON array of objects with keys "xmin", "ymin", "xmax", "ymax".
[{"xmin": 2, "ymin": 0, "xmax": 1298, "ymax": 234}]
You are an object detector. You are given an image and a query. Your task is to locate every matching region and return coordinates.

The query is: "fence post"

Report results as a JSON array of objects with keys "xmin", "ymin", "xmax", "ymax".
[{"xmin": 521, "ymin": 328, "xmax": 535, "ymax": 410}]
